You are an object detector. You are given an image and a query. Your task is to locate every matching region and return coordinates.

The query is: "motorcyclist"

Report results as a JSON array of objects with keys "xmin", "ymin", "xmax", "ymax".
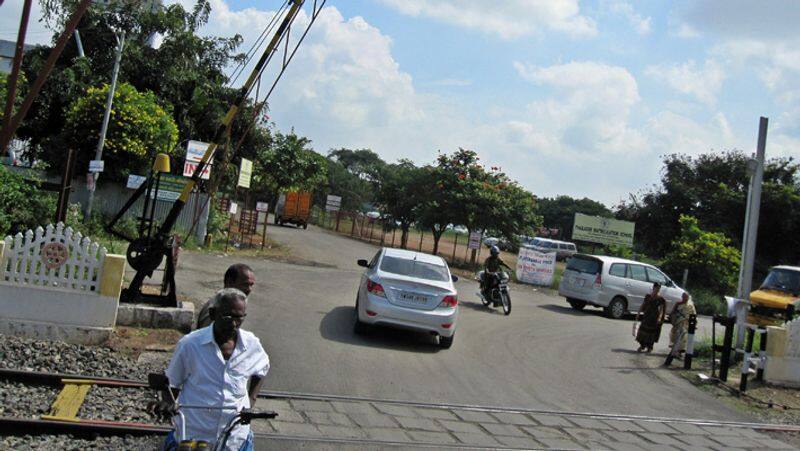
[{"xmin": 480, "ymin": 246, "xmax": 511, "ymax": 305}]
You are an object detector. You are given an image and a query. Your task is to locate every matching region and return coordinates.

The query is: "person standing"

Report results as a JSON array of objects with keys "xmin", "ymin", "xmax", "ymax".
[
  {"xmin": 667, "ymin": 292, "xmax": 696, "ymax": 358},
  {"xmin": 197, "ymin": 264, "xmax": 255, "ymax": 329},
  {"xmin": 162, "ymin": 288, "xmax": 269, "ymax": 450},
  {"xmin": 634, "ymin": 283, "xmax": 666, "ymax": 353}
]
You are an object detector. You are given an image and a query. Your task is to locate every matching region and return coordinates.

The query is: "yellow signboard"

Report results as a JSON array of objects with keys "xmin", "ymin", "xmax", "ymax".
[
  {"xmin": 572, "ymin": 213, "xmax": 635, "ymax": 247},
  {"xmin": 238, "ymin": 158, "xmax": 253, "ymax": 188}
]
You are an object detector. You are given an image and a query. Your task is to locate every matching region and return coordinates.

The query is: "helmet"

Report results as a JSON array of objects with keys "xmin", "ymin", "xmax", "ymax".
[{"xmin": 490, "ymin": 245, "xmax": 500, "ymax": 256}]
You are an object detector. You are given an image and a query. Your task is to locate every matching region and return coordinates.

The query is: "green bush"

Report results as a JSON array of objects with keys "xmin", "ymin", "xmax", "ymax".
[
  {"xmin": 691, "ymin": 287, "xmax": 726, "ymax": 316},
  {"xmin": 0, "ymin": 166, "xmax": 56, "ymax": 237},
  {"xmin": 662, "ymin": 215, "xmax": 741, "ymax": 295}
]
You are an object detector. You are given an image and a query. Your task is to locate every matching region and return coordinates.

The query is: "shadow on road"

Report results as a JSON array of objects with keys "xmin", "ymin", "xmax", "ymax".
[
  {"xmin": 318, "ymin": 306, "xmax": 442, "ymax": 353},
  {"xmin": 538, "ymin": 304, "xmax": 637, "ymax": 320},
  {"xmin": 458, "ymin": 299, "xmax": 506, "ymax": 315}
]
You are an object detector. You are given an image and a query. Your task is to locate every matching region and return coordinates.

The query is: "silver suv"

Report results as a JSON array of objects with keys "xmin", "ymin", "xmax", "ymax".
[{"xmin": 558, "ymin": 254, "xmax": 686, "ymax": 319}]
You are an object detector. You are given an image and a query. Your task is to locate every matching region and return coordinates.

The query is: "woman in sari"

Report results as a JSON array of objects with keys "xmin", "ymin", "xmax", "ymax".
[{"xmin": 635, "ymin": 283, "xmax": 666, "ymax": 353}]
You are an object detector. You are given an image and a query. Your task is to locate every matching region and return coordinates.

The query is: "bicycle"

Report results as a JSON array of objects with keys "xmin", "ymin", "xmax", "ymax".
[{"xmin": 148, "ymin": 373, "xmax": 278, "ymax": 451}]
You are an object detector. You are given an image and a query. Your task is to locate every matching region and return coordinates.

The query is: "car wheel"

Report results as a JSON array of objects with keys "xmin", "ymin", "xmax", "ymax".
[
  {"xmin": 353, "ymin": 297, "xmax": 369, "ymax": 335},
  {"xmin": 568, "ymin": 299, "xmax": 586, "ymax": 311},
  {"xmin": 302, "ymin": 223, "xmax": 308, "ymax": 229},
  {"xmin": 606, "ymin": 296, "xmax": 627, "ymax": 320},
  {"xmin": 439, "ymin": 334, "xmax": 454, "ymax": 349}
]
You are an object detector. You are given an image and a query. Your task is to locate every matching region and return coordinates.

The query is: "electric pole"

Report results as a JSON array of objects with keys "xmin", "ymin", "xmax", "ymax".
[{"xmin": 85, "ymin": 29, "xmax": 125, "ymax": 221}]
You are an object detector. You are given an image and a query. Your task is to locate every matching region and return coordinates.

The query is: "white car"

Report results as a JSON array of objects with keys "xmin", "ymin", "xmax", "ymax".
[
  {"xmin": 558, "ymin": 254, "xmax": 686, "ymax": 319},
  {"xmin": 365, "ymin": 211, "xmax": 381, "ymax": 219},
  {"xmin": 483, "ymin": 237, "xmax": 500, "ymax": 247},
  {"xmin": 355, "ymin": 248, "xmax": 460, "ymax": 348}
]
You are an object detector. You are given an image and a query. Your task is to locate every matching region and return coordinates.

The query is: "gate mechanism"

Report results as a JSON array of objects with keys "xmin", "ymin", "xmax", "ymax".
[{"xmin": 106, "ymin": 0, "xmax": 328, "ymax": 306}]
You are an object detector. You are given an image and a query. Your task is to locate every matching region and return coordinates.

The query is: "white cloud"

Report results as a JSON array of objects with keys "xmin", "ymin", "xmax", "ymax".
[
  {"xmin": 511, "ymin": 61, "xmax": 644, "ymax": 157},
  {"xmin": 670, "ymin": 23, "xmax": 701, "ymax": 39},
  {"xmin": 645, "ymin": 59, "xmax": 726, "ymax": 106},
  {"xmin": 605, "ymin": 1, "xmax": 651, "ymax": 35},
  {"xmin": 377, "ymin": 0, "xmax": 597, "ymax": 39}
]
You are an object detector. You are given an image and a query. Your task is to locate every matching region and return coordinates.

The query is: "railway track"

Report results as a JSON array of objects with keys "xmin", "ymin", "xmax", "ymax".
[{"xmin": 2, "ymin": 368, "xmax": 799, "ymax": 450}]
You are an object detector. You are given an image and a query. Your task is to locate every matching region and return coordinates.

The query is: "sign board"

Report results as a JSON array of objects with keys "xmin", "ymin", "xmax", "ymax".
[
  {"xmin": 88, "ymin": 160, "xmax": 104, "ymax": 173},
  {"xmin": 152, "ymin": 174, "xmax": 190, "ymax": 202},
  {"xmin": 516, "ymin": 247, "xmax": 557, "ymax": 286},
  {"xmin": 186, "ymin": 140, "xmax": 211, "ymax": 163},
  {"xmin": 256, "ymin": 202, "xmax": 269, "ymax": 212},
  {"xmin": 325, "ymin": 195, "xmax": 342, "ymax": 212},
  {"xmin": 184, "ymin": 141, "xmax": 212, "ymax": 180},
  {"xmin": 468, "ymin": 231, "xmax": 482, "ymax": 250},
  {"xmin": 183, "ymin": 161, "xmax": 211, "ymax": 180},
  {"xmin": 228, "ymin": 202, "xmax": 238, "ymax": 215},
  {"xmin": 126, "ymin": 174, "xmax": 146, "ymax": 189},
  {"xmin": 237, "ymin": 158, "xmax": 253, "ymax": 188},
  {"xmin": 572, "ymin": 213, "xmax": 635, "ymax": 247}
]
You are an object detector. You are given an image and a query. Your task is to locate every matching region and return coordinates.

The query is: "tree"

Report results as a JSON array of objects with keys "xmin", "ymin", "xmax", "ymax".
[
  {"xmin": 535, "ymin": 195, "xmax": 612, "ymax": 240},
  {"xmin": 18, "ymin": 1, "xmax": 250, "ymax": 167},
  {"xmin": 374, "ymin": 160, "xmax": 425, "ymax": 248},
  {"xmin": 616, "ymin": 152, "xmax": 800, "ymax": 276},
  {"xmin": 63, "ymin": 82, "xmax": 179, "ymax": 180},
  {"xmin": 662, "ymin": 215, "xmax": 741, "ymax": 295},
  {"xmin": 251, "ymin": 131, "xmax": 327, "ymax": 199},
  {"xmin": 327, "ymin": 148, "xmax": 385, "ymax": 182},
  {"xmin": 0, "ymin": 166, "xmax": 55, "ymax": 236}
]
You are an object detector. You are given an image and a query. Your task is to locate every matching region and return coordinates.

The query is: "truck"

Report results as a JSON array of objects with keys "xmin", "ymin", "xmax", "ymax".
[{"xmin": 275, "ymin": 191, "xmax": 311, "ymax": 229}]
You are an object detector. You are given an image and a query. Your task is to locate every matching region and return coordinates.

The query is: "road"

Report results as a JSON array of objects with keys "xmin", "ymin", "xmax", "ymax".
[{"xmin": 174, "ymin": 222, "xmax": 751, "ymax": 422}]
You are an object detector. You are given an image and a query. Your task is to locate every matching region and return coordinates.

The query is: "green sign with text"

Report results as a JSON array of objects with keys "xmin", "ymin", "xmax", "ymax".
[{"xmin": 572, "ymin": 213, "xmax": 635, "ymax": 247}]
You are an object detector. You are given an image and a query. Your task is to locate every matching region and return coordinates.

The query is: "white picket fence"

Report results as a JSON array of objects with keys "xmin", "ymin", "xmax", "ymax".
[{"xmin": 2, "ymin": 223, "xmax": 107, "ymax": 293}]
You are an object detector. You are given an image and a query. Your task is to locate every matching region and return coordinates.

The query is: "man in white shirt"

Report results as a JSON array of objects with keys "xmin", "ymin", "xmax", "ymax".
[
  {"xmin": 162, "ymin": 288, "xmax": 269, "ymax": 450},
  {"xmin": 197, "ymin": 264, "xmax": 256, "ymax": 329}
]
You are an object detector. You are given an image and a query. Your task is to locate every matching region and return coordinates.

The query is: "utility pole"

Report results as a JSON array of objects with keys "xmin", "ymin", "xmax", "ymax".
[
  {"xmin": 85, "ymin": 30, "xmax": 125, "ymax": 221},
  {"xmin": 735, "ymin": 117, "xmax": 768, "ymax": 350},
  {"xmin": 737, "ymin": 117, "xmax": 768, "ymax": 299},
  {"xmin": 1, "ymin": 0, "xmax": 33, "ymax": 163}
]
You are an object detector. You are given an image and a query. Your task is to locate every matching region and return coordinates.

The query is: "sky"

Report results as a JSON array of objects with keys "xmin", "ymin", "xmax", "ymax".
[{"xmin": 2, "ymin": 0, "xmax": 800, "ymax": 206}]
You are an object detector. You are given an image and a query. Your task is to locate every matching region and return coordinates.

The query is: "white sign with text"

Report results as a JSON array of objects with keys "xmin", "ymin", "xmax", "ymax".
[{"xmin": 516, "ymin": 247, "xmax": 557, "ymax": 286}]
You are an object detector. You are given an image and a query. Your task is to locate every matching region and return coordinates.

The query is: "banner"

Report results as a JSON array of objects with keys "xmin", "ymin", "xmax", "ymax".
[
  {"xmin": 572, "ymin": 213, "xmax": 635, "ymax": 247},
  {"xmin": 516, "ymin": 247, "xmax": 556, "ymax": 286}
]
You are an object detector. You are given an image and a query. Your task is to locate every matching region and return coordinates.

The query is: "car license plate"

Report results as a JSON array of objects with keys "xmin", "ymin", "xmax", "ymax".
[
  {"xmin": 572, "ymin": 278, "xmax": 585, "ymax": 287},
  {"xmin": 399, "ymin": 293, "xmax": 428, "ymax": 304}
]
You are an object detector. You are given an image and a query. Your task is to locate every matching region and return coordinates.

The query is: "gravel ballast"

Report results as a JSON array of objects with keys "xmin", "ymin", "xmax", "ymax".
[
  {"xmin": 0, "ymin": 334, "xmax": 166, "ymax": 380},
  {"xmin": 0, "ymin": 434, "xmax": 164, "ymax": 450},
  {"xmin": 0, "ymin": 333, "xmax": 173, "ymax": 448}
]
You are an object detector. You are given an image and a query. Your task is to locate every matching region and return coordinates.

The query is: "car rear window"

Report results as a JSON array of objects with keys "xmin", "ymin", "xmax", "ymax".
[
  {"xmin": 566, "ymin": 256, "xmax": 601, "ymax": 274},
  {"xmin": 380, "ymin": 256, "xmax": 450, "ymax": 282}
]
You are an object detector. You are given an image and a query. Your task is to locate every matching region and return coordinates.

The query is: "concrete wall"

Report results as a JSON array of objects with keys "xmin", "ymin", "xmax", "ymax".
[
  {"xmin": 765, "ymin": 319, "xmax": 800, "ymax": 387},
  {"xmin": 0, "ymin": 233, "xmax": 126, "ymax": 345}
]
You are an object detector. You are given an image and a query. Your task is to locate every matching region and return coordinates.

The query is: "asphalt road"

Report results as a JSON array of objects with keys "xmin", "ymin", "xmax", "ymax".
[{"xmin": 174, "ymin": 222, "xmax": 751, "ymax": 422}]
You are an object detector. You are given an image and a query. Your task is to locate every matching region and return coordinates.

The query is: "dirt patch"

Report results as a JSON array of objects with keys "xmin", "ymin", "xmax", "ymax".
[
  {"xmin": 680, "ymin": 358, "xmax": 800, "ymax": 427},
  {"xmin": 107, "ymin": 326, "xmax": 183, "ymax": 360}
]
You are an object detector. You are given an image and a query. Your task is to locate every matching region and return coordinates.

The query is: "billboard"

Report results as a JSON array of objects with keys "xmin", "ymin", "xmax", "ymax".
[{"xmin": 572, "ymin": 213, "xmax": 634, "ymax": 247}]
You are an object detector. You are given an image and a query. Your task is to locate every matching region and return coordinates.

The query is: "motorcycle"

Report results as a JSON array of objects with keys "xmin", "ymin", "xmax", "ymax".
[{"xmin": 478, "ymin": 271, "xmax": 511, "ymax": 315}]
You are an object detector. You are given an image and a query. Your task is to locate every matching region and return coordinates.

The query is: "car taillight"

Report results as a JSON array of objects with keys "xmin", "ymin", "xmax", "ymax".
[
  {"xmin": 367, "ymin": 279, "xmax": 386, "ymax": 297},
  {"xmin": 594, "ymin": 273, "xmax": 602, "ymax": 286},
  {"xmin": 440, "ymin": 295, "xmax": 458, "ymax": 308}
]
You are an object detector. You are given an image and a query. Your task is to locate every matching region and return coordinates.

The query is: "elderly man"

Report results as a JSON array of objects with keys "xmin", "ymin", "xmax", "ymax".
[
  {"xmin": 163, "ymin": 288, "xmax": 269, "ymax": 450},
  {"xmin": 197, "ymin": 264, "xmax": 255, "ymax": 329}
]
